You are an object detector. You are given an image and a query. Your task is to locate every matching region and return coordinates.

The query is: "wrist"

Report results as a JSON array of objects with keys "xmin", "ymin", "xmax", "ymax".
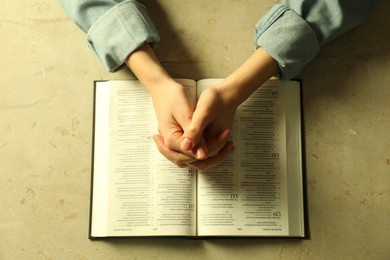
[
  {"xmin": 213, "ymin": 48, "xmax": 279, "ymax": 108},
  {"xmin": 148, "ymin": 78, "xmax": 183, "ymax": 100},
  {"xmin": 213, "ymin": 80, "xmax": 245, "ymax": 109}
]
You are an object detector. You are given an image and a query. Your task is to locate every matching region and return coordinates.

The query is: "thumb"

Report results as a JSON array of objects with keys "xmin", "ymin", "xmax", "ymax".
[{"xmin": 181, "ymin": 105, "xmax": 211, "ymax": 154}]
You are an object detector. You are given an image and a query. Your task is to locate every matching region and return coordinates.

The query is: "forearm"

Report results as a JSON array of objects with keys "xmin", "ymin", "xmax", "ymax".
[
  {"xmin": 125, "ymin": 44, "xmax": 179, "ymax": 96},
  {"xmin": 215, "ymin": 48, "xmax": 279, "ymax": 108}
]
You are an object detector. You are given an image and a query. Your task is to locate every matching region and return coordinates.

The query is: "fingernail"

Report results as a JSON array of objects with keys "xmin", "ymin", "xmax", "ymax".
[
  {"xmin": 196, "ymin": 147, "xmax": 207, "ymax": 159},
  {"xmin": 182, "ymin": 137, "xmax": 193, "ymax": 150}
]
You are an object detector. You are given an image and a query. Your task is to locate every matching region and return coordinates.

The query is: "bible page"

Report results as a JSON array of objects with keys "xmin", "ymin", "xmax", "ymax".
[
  {"xmin": 91, "ymin": 80, "xmax": 197, "ymax": 237},
  {"xmin": 195, "ymin": 79, "xmax": 300, "ymax": 237}
]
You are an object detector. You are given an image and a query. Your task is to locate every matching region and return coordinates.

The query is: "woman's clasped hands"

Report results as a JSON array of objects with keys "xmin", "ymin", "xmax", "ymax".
[
  {"xmin": 152, "ymin": 83, "xmax": 237, "ymax": 170},
  {"xmin": 126, "ymin": 44, "xmax": 237, "ymax": 170}
]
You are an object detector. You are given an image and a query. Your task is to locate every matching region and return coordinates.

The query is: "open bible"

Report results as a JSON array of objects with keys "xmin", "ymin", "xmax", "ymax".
[{"xmin": 90, "ymin": 78, "xmax": 307, "ymax": 238}]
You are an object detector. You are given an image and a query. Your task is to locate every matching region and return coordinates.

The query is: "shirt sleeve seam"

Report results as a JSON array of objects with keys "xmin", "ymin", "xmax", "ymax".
[{"xmin": 254, "ymin": 4, "xmax": 290, "ymax": 44}]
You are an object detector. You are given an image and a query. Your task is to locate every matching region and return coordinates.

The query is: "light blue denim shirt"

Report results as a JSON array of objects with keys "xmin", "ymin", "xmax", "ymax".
[
  {"xmin": 59, "ymin": 0, "xmax": 379, "ymax": 79},
  {"xmin": 255, "ymin": 0, "xmax": 379, "ymax": 79}
]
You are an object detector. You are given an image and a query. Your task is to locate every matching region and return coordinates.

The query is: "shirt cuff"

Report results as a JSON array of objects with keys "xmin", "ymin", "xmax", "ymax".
[
  {"xmin": 254, "ymin": 4, "xmax": 320, "ymax": 80},
  {"xmin": 87, "ymin": 1, "xmax": 160, "ymax": 72}
]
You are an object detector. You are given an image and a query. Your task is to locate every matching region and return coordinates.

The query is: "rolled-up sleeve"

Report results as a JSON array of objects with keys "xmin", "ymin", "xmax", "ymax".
[
  {"xmin": 60, "ymin": 0, "xmax": 160, "ymax": 72},
  {"xmin": 254, "ymin": 0, "xmax": 379, "ymax": 80}
]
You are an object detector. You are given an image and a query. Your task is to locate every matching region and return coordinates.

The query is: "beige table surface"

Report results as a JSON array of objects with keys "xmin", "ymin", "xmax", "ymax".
[{"xmin": 1, "ymin": 1, "xmax": 389, "ymax": 259}]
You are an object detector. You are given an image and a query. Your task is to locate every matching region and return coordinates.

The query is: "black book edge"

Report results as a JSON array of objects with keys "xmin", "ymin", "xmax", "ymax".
[
  {"xmin": 89, "ymin": 80, "xmax": 107, "ymax": 240},
  {"xmin": 88, "ymin": 79, "xmax": 310, "ymax": 240},
  {"xmin": 297, "ymin": 79, "xmax": 311, "ymax": 240}
]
